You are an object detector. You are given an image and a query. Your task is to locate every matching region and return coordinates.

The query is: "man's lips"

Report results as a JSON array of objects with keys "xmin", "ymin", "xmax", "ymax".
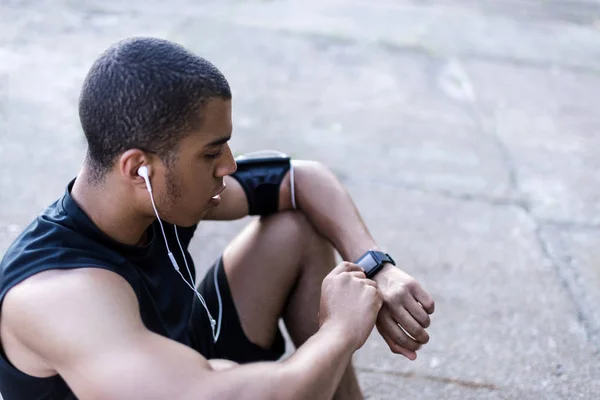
[{"xmin": 211, "ymin": 183, "xmax": 227, "ymax": 199}]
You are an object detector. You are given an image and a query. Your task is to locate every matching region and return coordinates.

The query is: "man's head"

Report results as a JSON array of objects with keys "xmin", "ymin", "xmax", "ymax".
[{"xmin": 79, "ymin": 37, "xmax": 237, "ymax": 226}]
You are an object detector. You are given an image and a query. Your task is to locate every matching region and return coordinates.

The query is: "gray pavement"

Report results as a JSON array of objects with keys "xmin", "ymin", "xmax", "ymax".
[{"xmin": 1, "ymin": 0, "xmax": 600, "ymax": 398}]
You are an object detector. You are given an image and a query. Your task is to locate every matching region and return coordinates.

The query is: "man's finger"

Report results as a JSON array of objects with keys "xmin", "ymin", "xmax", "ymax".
[
  {"xmin": 404, "ymin": 297, "xmax": 431, "ymax": 329},
  {"xmin": 377, "ymin": 308, "xmax": 421, "ymax": 351},
  {"xmin": 376, "ymin": 310, "xmax": 419, "ymax": 359},
  {"xmin": 331, "ymin": 262, "xmax": 364, "ymax": 276},
  {"xmin": 380, "ymin": 333, "xmax": 417, "ymax": 361},
  {"xmin": 390, "ymin": 306, "xmax": 430, "ymax": 345},
  {"xmin": 348, "ymin": 274, "xmax": 378, "ymax": 289},
  {"xmin": 361, "ymin": 278, "xmax": 378, "ymax": 289},
  {"xmin": 412, "ymin": 285, "xmax": 435, "ymax": 314},
  {"xmin": 347, "ymin": 271, "xmax": 367, "ymax": 279}
]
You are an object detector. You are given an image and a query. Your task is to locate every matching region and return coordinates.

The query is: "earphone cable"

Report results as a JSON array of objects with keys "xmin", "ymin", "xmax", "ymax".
[
  {"xmin": 174, "ymin": 226, "xmax": 222, "ymax": 342},
  {"xmin": 146, "ymin": 187, "xmax": 221, "ymax": 343}
]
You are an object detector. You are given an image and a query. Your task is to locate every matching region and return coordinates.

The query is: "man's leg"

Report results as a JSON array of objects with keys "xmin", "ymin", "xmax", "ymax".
[{"xmin": 221, "ymin": 210, "xmax": 363, "ymax": 400}]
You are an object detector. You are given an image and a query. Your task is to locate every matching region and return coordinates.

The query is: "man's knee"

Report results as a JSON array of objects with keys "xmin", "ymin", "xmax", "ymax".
[
  {"xmin": 263, "ymin": 211, "xmax": 334, "ymax": 268},
  {"xmin": 261, "ymin": 211, "xmax": 333, "ymax": 259},
  {"xmin": 261, "ymin": 210, "xmax": 317, "ymax": 245}
]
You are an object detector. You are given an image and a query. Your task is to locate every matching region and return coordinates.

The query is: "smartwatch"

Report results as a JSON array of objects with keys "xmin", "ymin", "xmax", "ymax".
[{"xmin": 354, "ymin": 250, "xmax": 396, "ymax": 278}]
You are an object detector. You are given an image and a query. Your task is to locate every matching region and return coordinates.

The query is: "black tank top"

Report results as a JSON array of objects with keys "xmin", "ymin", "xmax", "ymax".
[{"xmin": 0, "ymin": 179, "xmax": 199, "ymax": 399}]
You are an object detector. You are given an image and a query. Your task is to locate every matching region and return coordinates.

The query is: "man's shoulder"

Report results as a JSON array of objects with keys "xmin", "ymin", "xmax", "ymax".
[
  {"xmin": 5, "ymin": 267, "xmax": 136, "ymax": 314},
  {"xmin": 4, "ymin": 267, "xmax": 132, "ymax": 306},
  {"xmin": 1, "ymin": 268, "xmax": 142, "ymax": 354},
  {"xmin": 1, "ymin": 267, "xmax": 142, "ymax": 374}
]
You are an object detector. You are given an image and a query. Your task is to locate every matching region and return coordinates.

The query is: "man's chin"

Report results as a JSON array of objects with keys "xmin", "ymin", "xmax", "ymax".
[
  {"xmin": 169, "ymin": 212, "xmax": 205, "ymax": 228},
  {"xmin": 164, "ymin": 203, "xmax": 211, "ymax": 227},
  {"xmin": 182, "ymin": 214, "xmax": 205, "ymax": 227},
  {"xmin": 177, "ymin": 220, "xmax": 201, "ymax": 228},
  {"xmin": 192, "ymin": 209, "xmax": 210, "ymax": 225}
]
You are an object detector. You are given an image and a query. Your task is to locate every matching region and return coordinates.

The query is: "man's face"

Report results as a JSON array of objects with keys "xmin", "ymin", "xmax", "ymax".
[{"xmin": 155, "ymin": 98, "xmax": 237, "ymax": 226}]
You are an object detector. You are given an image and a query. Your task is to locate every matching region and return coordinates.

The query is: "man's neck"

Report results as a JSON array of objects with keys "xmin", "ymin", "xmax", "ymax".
[{"xmin": 71, "ymin": 167, "xmax": 154, "ymax": 247}]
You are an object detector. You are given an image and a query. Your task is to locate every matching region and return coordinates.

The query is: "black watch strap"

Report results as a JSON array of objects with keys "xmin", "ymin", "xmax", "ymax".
[{"xmin": 354, "ymin": 250, "xmax": 396, "ymax": 278}]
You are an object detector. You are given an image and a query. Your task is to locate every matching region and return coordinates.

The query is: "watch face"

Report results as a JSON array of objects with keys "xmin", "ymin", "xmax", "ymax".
[{"xmin": 356, "ymin": 252, "xmax": 378, "ymax": 270}]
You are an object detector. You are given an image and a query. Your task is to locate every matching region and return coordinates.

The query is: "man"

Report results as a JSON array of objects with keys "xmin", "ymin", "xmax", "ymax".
[{"xmin": 0, "ymin": 37, "xmax": 434, "ymax": 399}]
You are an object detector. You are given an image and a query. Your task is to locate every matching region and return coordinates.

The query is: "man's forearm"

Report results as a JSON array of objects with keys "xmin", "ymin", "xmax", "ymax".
[
  {"xmin": 291, "ymin": 161, "xmax": 379, "ymax": 262},
  {"xmin": 207, "ymin": 322, "xmax": 355, "ymax": 400},
  {"xmin": 278, "ymin": 322, "xmax": 355, "ymax": 400}
]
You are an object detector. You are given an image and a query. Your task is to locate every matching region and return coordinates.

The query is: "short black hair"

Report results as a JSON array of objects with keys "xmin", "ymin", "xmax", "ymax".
[{"xmin": 78, "ymin": 36, "xmax": 231, "ymax": 181}]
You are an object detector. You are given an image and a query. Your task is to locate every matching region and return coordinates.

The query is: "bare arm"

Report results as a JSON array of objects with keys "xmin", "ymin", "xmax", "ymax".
[
  {"xmin": 203, "ymin": 159, "xmax": 435, "ymax": 359},
  {"xmin": 1, "ymin": 265, "xmax": 377, "ymax": 400},
  {"xmin": 204, "ymin": 160, "xmax": 377, "ymax": 261},
  {"xmin": 277, "ymin": 160, "xmax": 378, "ymax": 262}
]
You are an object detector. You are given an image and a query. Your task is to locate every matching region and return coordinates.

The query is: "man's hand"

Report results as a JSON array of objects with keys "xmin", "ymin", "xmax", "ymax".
[
  {"xmin": 373, "ymin": 264, "xmax": 435, "ymax": 360},
  {"xmin": 319, "ymin": 262, "xmax": 383, "ymax": 351}
]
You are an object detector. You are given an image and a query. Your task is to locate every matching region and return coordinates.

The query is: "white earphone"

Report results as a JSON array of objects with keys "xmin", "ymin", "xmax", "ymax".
[
  {"xmin": 137, "ymin": 165, "xmax": 222, "ymax": 342},
  {"xmin": 137, "ymin": 165, "xmax": 152, "ymax": 192}
]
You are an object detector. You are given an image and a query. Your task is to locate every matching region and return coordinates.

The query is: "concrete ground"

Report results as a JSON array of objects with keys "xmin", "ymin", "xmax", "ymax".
[{"xmin": 1, "ymin": 0, "xmax": 600, "ymax": 398}]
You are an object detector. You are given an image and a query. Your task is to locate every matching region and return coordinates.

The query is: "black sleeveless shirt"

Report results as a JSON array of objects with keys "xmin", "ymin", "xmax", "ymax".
[{"xmin": 0, "ymin": 179, "xmax": 200, "ymax": 399}]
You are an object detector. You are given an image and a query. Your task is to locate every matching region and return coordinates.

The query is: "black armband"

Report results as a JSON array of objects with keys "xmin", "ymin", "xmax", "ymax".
[{"xmin": 231, "ymin": 153, "xmax": 291, "ymax": 216}]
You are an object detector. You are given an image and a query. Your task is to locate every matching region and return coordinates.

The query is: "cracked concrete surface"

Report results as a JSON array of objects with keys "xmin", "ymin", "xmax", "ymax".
[{"xmin": 1, "ymin": 0, "xmax": 600, "ymax": 398}]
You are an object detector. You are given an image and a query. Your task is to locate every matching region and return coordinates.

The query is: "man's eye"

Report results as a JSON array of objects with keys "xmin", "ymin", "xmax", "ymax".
[{"xmin": 206, "ymin": 148, "xmax": 225, "ymax": 159}]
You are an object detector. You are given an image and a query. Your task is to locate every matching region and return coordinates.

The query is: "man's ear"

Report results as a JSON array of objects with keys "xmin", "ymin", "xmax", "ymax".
[{"xmin": 118, "ymin": 149, "xmax": 152, "ymax": 191}]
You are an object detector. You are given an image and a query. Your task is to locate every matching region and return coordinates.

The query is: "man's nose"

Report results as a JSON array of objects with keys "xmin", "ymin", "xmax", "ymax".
[{"xmin": 216, "ymin": 145, "xmax": 237, "ymax": 177}]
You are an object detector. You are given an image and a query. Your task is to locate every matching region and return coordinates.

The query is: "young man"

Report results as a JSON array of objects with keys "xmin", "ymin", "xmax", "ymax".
[{"xmin": 0, "ymin": 37, "xmax": 434, "ymax": 400}]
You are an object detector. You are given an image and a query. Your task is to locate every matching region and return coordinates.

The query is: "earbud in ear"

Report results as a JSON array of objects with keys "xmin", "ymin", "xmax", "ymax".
[{"xmin": 137, "ymin": 165, "xmax": 152, "ymax": 192}]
